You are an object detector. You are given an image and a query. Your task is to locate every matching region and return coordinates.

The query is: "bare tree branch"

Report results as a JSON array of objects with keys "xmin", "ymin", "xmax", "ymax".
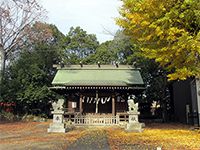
[
  {"xmin": 0, "ymin": 0, "xmax": 46, "ymax": 75},
  {"xmin": 101, "ymin": 25, "xmax": 117, "ymax": 37}
]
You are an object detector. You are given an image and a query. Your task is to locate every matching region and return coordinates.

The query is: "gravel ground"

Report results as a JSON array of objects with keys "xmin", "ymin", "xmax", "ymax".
[{"xmin": 67, "ymin": 128, "xmax": 110, "ymax": 150}]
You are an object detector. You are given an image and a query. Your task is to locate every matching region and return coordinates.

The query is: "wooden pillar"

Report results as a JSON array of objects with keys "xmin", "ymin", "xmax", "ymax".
[
  {"xmin": 95, "ymin": 90, "xmax": 99, "ymax": 114},
  {"xmin": 79, "ymin": 94, "xmax": 83, "ymax": 114},
  {"xmin": 112, "ymin": 95, "xmax": 115, "ymax": 116}
]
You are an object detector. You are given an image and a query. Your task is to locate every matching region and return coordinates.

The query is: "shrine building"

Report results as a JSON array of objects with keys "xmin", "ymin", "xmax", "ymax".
[{"xmin": 50, "ymin": 64, "xmax": 145, "ymax": 125}]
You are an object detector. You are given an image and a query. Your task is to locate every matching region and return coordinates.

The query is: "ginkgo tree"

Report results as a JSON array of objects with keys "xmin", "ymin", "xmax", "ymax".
[{"xmin": 117, "ymin": 0, "xmax": 200, "ymax": 80}]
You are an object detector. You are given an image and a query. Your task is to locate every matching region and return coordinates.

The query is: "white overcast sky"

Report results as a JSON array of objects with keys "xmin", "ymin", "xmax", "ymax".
[{"xmin": 40, "ymin": 0, "xmax": 122, "ymax": 43}]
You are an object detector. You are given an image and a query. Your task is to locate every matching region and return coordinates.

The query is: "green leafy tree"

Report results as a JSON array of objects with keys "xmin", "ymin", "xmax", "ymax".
[
  {"xmin": 84, "ymin": 41, "xmax": 117, "ymax": 64},
  {"xmin": 117, "ymin": 0, "xmax": 200, "ymax": 80},
  {"xmin": 111, "ymin": 30, "xmax": 134, "ymax": 64},
  {"xmin": 9, "ymin": 45, "xmax": 58, "ymax": 114},
  {"xmin": 1, "ymin": 23, "xmax": 64, "ymax": 115},
  {"xmin": 84, "ymin": 30, "xmax": 135, "ymax": 65},
  {"xmin": 65, "ymin": 26, "xmax": 99, "ymax": 64}
]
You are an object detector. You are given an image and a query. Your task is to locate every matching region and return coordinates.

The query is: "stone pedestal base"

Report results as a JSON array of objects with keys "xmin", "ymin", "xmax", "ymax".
[
  {"xmin": 125, "ymin": 111, "xmax": 144, "ymax": 132},
  {"xmin": 48, "ymin": 123, "xmax": 66, "ymax": 133},
  {"xmin": 48, "ymin": 110, "xmax": 66, "ymax": 133},
  {"xmin": 126, "ymin": 122, "xmax": 143, "ymax": 132}
]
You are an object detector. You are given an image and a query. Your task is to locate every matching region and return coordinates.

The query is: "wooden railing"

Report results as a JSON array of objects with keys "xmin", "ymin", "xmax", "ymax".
[
  {"xmin": 72, "ymin": 115, "xmax": 119, "ymax": 126},
  {"xmin": 64, "ymin": 113, "xmax": 129, "ymax": 126},
  {"xmin": 116, "ymin": 112, "xmax": 129, "ymax": 122}
]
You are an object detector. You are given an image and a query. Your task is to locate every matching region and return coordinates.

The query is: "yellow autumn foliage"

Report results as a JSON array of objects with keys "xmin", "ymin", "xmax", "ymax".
[
  {"xmin": 107, "ymin": 123, "xmax": 200, "ymax": 150},
  {"xmin": 117, "ymin": 0, "xmax": 200, "ymax": 80}
]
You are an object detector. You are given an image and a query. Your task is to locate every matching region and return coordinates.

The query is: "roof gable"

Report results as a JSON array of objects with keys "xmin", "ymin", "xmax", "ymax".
[{"xmin": 52, "ymin": 65, "xmax": 144, "ymax": 87}]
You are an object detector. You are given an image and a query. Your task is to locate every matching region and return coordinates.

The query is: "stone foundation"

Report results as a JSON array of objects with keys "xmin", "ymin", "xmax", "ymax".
[
  {"xmin": 125, "ymin": 111, "xmax": 144, "ymax": 132},
  {"xmin": 48, "ymin": 110, "xmax": 66, "ymax": 133}
]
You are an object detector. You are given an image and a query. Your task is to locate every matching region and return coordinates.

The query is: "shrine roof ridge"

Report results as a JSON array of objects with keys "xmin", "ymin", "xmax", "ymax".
[{"xmin": 53, "ymin": 64, "xmax": 139, "ymax": 70}]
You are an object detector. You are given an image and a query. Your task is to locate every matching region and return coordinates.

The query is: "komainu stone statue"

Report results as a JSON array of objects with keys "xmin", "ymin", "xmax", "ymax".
[
  {"xmin": 52, "ymin": 99, "xmax": 64, "ymax": 111},
  {"xmin": 128, "ymin": 98, "xmax": 138, "ymax": 112}
]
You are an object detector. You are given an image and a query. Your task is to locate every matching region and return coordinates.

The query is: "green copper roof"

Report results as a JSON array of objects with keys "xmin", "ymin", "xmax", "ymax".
[{"xmin": 52, "ymin": 65, "xmax": 144, "ymax": 87}]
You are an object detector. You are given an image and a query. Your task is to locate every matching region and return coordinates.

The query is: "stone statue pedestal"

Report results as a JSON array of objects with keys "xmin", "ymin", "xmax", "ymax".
[
  {"xmin": 126, "ymin": 111, "xmax": 143, "ymax": 132},
  {"xmin": 48, "ymin": 110, "xmax": 66, "ymax": 133}
]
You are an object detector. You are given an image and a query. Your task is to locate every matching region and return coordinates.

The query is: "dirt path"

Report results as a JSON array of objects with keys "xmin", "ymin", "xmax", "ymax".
[{"xmin": 67, "ymin": 128, "xmax": 110, "ymax": 150}]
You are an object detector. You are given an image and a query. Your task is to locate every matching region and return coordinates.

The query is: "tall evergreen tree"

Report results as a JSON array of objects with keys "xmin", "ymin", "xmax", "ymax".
[{"xmin": 64, "ymin": 26, "xmax": 99, "ymax": 64}]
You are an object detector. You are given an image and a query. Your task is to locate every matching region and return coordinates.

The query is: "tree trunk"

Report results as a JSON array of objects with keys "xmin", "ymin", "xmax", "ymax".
[
  {"xmin": 195, "ymin": 78, "xmax": 200, "ymax": 126},
  {"xmin": 1, "ymin": 52, "xmax": 6, "ymax": 77},
  {"xmin": 0, "ymin": 46, "xmax": 6, "ymax": 97}
]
